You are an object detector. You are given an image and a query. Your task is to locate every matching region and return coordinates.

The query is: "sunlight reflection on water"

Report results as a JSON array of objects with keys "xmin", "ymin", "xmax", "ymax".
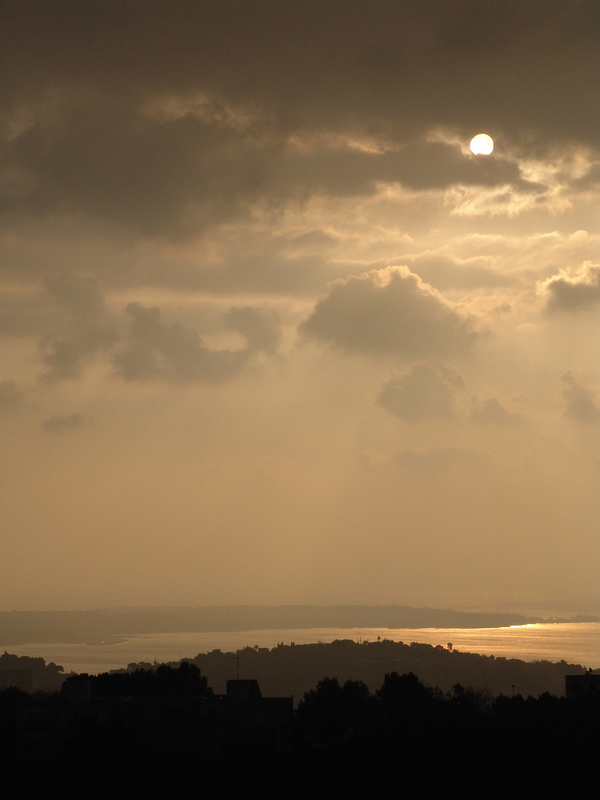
[{"xmin": 3, "ymin": 622, "xmax": 599, "ymax": 674}]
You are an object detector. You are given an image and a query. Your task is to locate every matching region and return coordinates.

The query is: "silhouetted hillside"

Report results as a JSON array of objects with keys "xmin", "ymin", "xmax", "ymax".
[
  {"xmin": 136, "ymin": 638, "xmax": 586, "ymax": 702},
  {"xmin": 1, "ymin": 637, "xmax": 589, "ymax": 701}
]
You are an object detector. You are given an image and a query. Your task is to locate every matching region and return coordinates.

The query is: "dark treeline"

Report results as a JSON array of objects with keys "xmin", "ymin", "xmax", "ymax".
[
  {"xmin": 0, "ymin": 651, "xmax": 64, "ymax": 692},
  {"xmin": 1, "ymin": 662, "xmax": 598, "ymax": 792},
  {"xmin": 69, "ymin": 660, "xmax": 213, "ymax": 698},
  {"xmin": 143, "ymin": 637, "xmax": 585, "ymax": 701},
  {"xmin": 293, "ymin": 671, "xmax": 600, "ymax": 790},
  {"xmin": 296, "ymin": 671, "xmax": 600, "ymax": 761}
]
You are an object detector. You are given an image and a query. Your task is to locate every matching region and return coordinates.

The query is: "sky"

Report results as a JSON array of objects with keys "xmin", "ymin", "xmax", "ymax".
[{"xmin": 1, "ymin": 0, "xmax": 600, "ymax": 614}]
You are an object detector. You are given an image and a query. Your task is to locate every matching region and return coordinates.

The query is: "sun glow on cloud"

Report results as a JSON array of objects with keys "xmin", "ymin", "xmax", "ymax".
[
  {"xmin": 142, "ymin": 92, "xmax": 259, "ymax": 130},
  {"xmin": 287, "ymin": 130, "xmax": 398, "ymax": 155},
  {"xmin": 445, "ymin": 183, "xmax": 572, "ymax": 217}
]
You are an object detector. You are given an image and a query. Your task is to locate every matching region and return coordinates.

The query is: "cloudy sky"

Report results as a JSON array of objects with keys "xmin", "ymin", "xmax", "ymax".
[{"xmin": 2, "ymin": 0, "xmax": 600, "ymax": 614}]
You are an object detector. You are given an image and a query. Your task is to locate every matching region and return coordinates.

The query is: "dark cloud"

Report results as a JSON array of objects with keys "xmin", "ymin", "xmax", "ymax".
[
  {"xmin": 1, "ymin": 99, "xmax": 528, "ymax": 241},
  {"xmin": 38, "ymin": 326, "xmax": 116, "ymax": 381},
  {"xmin": 112, "ymin": 302, "xmax": 281, "ymax": 383},
  {"xmin": 42, "ymin": 271, "xmax": 105, "ymax": 317},
  {"xmin": 0, "ymin": 271, "xmax": 111, "ymax": 339},
  {"xmin": 2, "ymin": 1, "xmax": 597, "ymax": 146},
  {"xmin": 561, "ymin": 368, "xmax": 600, "ymax": 423},
  {"xmin": 1, "ymin": 1, "xmax": 597, "ymax": 241},
  {"xmin": 378, "ymin": 363, "xmax": 467, "ymax": 423},
  {"xmin": 0, "ymin": 380, "xmax": 24, "ymax": 412},
  {"xmin": 3, "ymin": 100, "xmax": 276, "ymax": 237},
  {"xmin": 470, "ymin": 396, "xmax": 521, "ymax": 426},
  {"xmin": 0, "ymin": 291, "xmax": 52, "ymax": 338},
  {"xmin": 267, "ymin": 138, "xmax": 527, "ymax": 199},
  {"xmin": 27, "ymin": 268, "xmax": 282, "ymax": 383},
  {"xmin": 541, "ymin": 263, "xmax": 600, "ymax": 313},
  {"xmin": 42, "ymin": 412, "xmax": 88, "ymax": 434},
  {"xmin": 378, "ymin": 364, "xmax": 522, "ymax": 426},
  {"xmin": 36, "ymin": 273, "xmax": 116, "ymax": 381},
  {"xmin": 299, "ymin": 266, "xmax": 481, "ymax": 358}
]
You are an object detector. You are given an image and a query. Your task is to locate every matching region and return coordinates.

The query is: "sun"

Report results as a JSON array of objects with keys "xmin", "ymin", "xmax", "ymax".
[{"xmin": 470, "ymin": 133, "xmax": 494, "ymax": 155}]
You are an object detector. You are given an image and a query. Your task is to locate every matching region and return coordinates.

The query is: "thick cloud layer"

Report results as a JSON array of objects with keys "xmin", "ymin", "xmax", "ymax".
[
  {"xmin": 3, "ymin": 1, "xmax": 598, "ymax": 144},
  {"xmin": 2, "ymin": 1, "xmax": 599, "ymax": 246}
]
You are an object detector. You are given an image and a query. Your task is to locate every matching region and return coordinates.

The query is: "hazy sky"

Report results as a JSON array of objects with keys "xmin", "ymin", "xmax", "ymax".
[{"xmin": 2, "ymin": 0, "xmax": 600, "ymax": 614}]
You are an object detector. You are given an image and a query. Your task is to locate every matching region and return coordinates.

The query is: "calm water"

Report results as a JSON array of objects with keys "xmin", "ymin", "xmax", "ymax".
[{"xmin": 3, "ymin": 622, "xmax": 600, "ymax": 674}]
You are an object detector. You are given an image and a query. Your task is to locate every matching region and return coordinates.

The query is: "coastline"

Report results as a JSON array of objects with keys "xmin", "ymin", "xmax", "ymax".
[
  {"xmin": 3, "ymin": 603, "xmax": 592, "ymax": 647},
  {"xmin": 4, "ymin": 621, "xmax": 600, "ymax": 677}
]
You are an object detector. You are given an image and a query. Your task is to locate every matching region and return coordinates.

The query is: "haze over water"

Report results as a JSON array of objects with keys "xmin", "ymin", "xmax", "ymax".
[{"xmin": 5, "ymin": 623, "xmax": 600, "ymax": 676}]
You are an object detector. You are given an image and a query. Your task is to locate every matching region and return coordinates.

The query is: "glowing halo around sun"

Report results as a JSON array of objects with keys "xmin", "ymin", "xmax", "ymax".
[{"xmin": 469, "ymin": 133, "xmax": 494, "ymax": 155}]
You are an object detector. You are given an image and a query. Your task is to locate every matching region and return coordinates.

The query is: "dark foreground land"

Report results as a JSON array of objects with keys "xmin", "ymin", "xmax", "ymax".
[
  {"xmin": 1, "ymin": 664, "xmax": 599, "ymax": 793},
  {"xmin": 1, "ymin": 643, "xmax": 598, "ymax": 793}
]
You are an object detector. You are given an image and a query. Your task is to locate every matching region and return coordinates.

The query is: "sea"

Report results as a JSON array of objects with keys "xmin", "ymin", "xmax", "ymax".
[{"xmin": 3, "ymin": 621, "xmax": 600, "ymax": 675}]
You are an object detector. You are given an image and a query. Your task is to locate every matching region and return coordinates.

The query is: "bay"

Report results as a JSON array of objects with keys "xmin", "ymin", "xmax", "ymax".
[{"xmin": 3, "ymin": 621, "xmax": 600, "ymax": 675}]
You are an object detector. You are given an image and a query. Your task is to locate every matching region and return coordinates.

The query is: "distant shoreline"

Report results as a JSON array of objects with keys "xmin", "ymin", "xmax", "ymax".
[{"xmin": 1, "ymin": 605, "xmax": 599, "ymax": 646}]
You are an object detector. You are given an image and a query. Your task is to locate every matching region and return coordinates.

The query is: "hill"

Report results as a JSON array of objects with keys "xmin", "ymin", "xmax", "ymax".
[{"xmin": 130, "ymin": 637, "xmax": 585, "ymax": 702}]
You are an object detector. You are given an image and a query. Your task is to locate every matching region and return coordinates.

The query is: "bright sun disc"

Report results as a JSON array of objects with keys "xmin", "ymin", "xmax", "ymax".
[{"xmin": 470, "ymin": 133, "xmax": 494, "ymax": 155}]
